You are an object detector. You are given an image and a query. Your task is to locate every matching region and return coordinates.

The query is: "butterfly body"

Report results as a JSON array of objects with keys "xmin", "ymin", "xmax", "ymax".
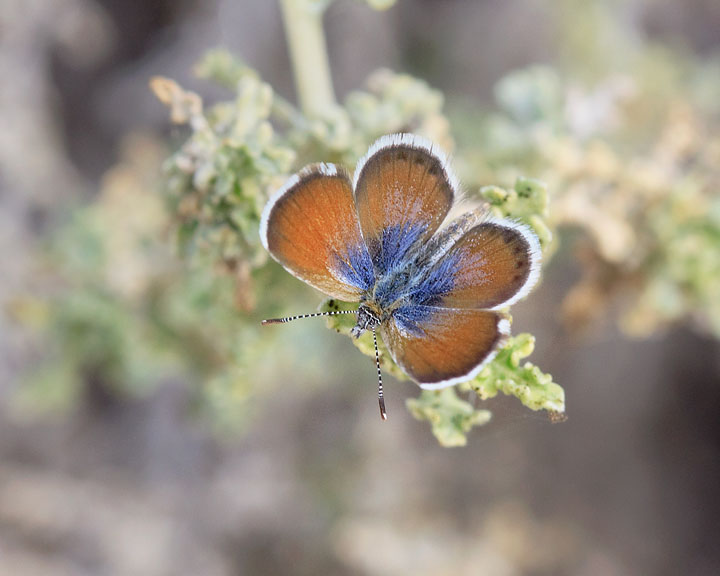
[
  {"xmin": 260, "ymin": 134, "xmax": 541, "ymax": 416},
  {"xmin": 349, "ymin": 245, "xmax": 454, "ymax": 337}
]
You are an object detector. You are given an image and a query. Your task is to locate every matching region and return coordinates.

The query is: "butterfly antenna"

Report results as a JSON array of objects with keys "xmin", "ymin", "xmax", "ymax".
[
  {"xmin": 261, "ymin": 310, "xmax": 356, "ymax": 325},
  {"xmin": 372, "ymin": 327, "xmax": 387, "ymax": 421}
]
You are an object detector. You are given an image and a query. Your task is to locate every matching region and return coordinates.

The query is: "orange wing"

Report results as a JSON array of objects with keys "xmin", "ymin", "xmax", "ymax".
[
  {"xmin": 353, "ymin": 134, "xmax": 457, "ymax": 273},
  {"xmin": 430, "ymin": 220, "xmax": 542, "ymax": 310},
  {"xmin": 260, "ymin": 164, "xmax": 374, "ymax": 301},
  {"xmin": 382, "ymin": 307, "xmax": 510, "ymax": 388}
]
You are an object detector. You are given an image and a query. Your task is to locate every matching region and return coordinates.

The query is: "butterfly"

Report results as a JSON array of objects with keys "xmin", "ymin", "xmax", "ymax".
[{"xmin": 260, "ymin": 134, "xmax": 541, "ymax": 420}]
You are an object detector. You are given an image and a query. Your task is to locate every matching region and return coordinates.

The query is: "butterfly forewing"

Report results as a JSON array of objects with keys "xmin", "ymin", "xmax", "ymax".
[
  {"xmin": 260, "ymin": 165, "xmax": 374, "ymax": 301},
  {"xmin": 353, "ymin": 134, "xmax": 456, "ymax": 275},
  {"xmin": 427, "ymin": 220, "xmax": 541, "ymax": 310}
]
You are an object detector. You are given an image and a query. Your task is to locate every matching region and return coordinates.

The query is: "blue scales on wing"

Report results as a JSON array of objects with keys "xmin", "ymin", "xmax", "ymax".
[
  {"xmin": 353, "ymin": 134, "xmax": 457, "ymax": 277},
  {"xmin": 383, "ymin": 220, "xmax": 541, "ymax": 336}
]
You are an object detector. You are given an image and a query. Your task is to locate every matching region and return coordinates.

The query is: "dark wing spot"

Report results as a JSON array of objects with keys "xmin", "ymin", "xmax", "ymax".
[{"xmin": 502, "ymin": 228, "xmax": 516, "ymax": 244}]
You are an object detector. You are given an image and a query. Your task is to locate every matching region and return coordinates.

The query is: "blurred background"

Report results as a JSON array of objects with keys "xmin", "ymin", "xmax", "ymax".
[{"xmin": 1, "ymin": 0, "xmax": 720, "ymax": 574}]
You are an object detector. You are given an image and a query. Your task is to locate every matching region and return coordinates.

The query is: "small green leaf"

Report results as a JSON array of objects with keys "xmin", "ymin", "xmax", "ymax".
[
  {"xmin": 480, "ymin": 178, "xmax": 553, "ymax": 250},
  {"xmin": 471, "ymin": 333, "xmax": 565, "ymax": 414},
  {"xmin": 406, "ymin": 388, "xmax": 492, "ymax": 447},
  {"xmin": 194, "ymin": 49, "xmax": 258, "ymax": 89}
]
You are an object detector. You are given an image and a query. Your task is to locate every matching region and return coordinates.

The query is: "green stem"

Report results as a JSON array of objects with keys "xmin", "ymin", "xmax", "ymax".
[{"xmin": 279, "ymin": 0, "xmax": 337, "ymax": 118}]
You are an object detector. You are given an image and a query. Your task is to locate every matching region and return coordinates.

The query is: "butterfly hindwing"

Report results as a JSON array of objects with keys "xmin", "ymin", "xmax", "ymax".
[
  {"xmin": 260, "ymin": 164, "xmax": 374, "ymax": 301},
  {"xmin": 427, "ymin": 219, "xmax": 541, "ymax": 310},
  {"xmin": 353, "ymin": 134, "xmax": 457, "ymax": 275},
  {"xmin": 382, "ymin": 307, "xmax": 510, "ymax": 389}
]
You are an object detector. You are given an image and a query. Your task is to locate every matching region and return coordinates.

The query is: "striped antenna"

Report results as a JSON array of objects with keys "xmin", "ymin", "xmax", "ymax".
[
  {"xmin": 261, "ymin": 310, "xmax": 356, "ymax": 325},
  {"xmin": 372, "ymin": 327, "xmax": 387, "ymax": 421}
]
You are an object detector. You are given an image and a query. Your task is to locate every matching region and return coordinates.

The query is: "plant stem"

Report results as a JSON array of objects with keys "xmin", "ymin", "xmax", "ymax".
[{"xmin": 279, "ymin": 0, "xmax": 337, "ymax": 118}]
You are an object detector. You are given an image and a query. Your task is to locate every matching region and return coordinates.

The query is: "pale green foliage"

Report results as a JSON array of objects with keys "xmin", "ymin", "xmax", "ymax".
[
  {"xmin": 471, "ymin": 334, "xmax": 565, "ymax": 414},
  {"xmin": 23, "ymin": 46, "xmax": 558, "ymax": 445},
  {"xmin": 461, "ymin": 59, "xmax": 720, "ymax": 338},
  {"xmin": 624, "ymin": 170, "xmax": 720, "ymax": 336},
  {"xmin": 495, "ymin": 67, "xmax": 564, "ymax": 129},
  {"xmin": 481, "ymin": 177, "xmax": 554, "ymax": 252},
  {"xmin": 401, "ymin": 332, "xmax": 563, "ymax": 446},
  {"xmin": 151, "ymin": 74, "xmax": 295, "ymax": 270},
  {"xmin": 152, "ymin": 56, "xmax": 454, "ymax": 279},
  {"xmin": 344, "ymin": 69, "xmax": 454, "ymax": 158},
  {"xmin": 406, "ymin": 389, "xmax": 492, "ymax": 448},
  {"xmin": 15, "ymin": 137, "xmax": 286, "ymax": 431},
  {"xmin": 405, "ymin": 332, "xmax": 565, "ymax": 448},
  {"xmin": 16, "ymin": 139, "xmax": 223, "ymax": 410}
]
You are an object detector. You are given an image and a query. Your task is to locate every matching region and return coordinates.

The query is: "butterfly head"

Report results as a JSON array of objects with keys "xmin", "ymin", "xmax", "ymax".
[{"xmin": 350, "ymin": 303, "xmax": 381, "ymax": 339}]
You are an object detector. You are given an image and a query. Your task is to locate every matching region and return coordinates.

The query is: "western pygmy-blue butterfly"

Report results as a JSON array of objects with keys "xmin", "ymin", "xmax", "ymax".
[{"xmin": 260, "ymin": 134, "xmax": 541, "ymax": 420}]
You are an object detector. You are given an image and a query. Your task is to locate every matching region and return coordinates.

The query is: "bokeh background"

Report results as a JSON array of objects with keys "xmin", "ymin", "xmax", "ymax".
[{"xmin": 2, "ymin": 0, "xmax": 720, "ymax": 574}]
